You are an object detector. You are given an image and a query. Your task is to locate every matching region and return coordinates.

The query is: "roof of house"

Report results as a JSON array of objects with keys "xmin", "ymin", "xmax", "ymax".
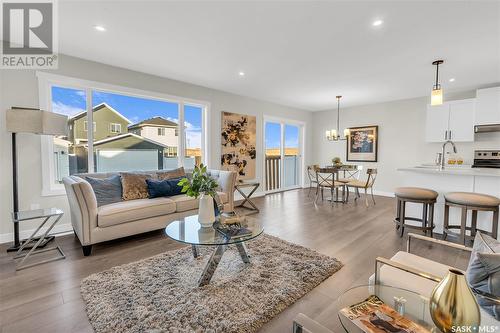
[
  {"xmin": 128, "ymin": 116, "xmax": 177, "ymax": 130},
  {"xmin": 93, "ymin": 132, "xmax": 168, "ymax": 147},
  {"xmin": 69, "ymin": 102, "xmax": 132, "ymax": 124}
]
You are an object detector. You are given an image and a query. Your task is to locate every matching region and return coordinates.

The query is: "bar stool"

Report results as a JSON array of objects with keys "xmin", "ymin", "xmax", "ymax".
[
  {"xmin": 394, "ymin": 187, "xmax": 438, "ymax": 238},
  {"xmin": 444, "ymin": 192, "xmax": 500, "ymax": 245}
]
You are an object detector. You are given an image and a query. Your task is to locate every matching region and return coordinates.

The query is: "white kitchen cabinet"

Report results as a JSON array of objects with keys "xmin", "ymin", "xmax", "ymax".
[
  {"xmin": 425, "ymin": 99, "xmax": 475, "ymax": 142},
  {"xmin": 476, "ymin": 87, "xmax": 500, "ymax": 125},
  {"xmin": 426, "ymin": 104, "xmax": 450, "ymax": 142},
  {"xmin": 448, "ymin": 99, "xmax": 475, "ymax": 141}
]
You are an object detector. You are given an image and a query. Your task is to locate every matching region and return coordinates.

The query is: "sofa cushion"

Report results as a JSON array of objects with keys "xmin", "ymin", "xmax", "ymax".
[
  {"xmin": 120, "ymin": 172, "xmax": 154, "ymax": 200},
  {"xmin": 156, "ymin": 167, "xmax": 186, "ymax": 180},
  {"xmin": 146, "ymin": 178, "xmax": 184, "ymax": 198},
  {"xmin": 85, "ymin": 175, "xmax": 123, "ymax": 207},
  {"xmin": 169, "ymin": 194, "xmax": 198, "ymax": 212},
  {"xmin": 98, "ymin": 197, "xmax": 176, "ymax": 227}
]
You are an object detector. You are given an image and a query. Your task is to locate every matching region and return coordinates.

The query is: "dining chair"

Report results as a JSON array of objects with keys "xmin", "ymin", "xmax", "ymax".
[
  {"xmin": 346, "ymin": 168, "xmax": 378, "ymax": 207},
  {"xmin": 337, "ymin": 165, "xmax": 362, "ymax": 183},
  {"xmin": 306, "ymin": 165, "xmax": 319, "ymax": 197},
  {"xmin": 315, "ymin": 168, "xmax": 343, "ymax": 204}
]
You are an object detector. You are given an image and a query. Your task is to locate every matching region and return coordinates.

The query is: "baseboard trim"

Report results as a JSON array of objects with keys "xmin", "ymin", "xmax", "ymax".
[
  {"xmin": 301, "ymin": 185, "xmax": 395, "ymax": 198},
  {"xmin": 0, "ymin": 223, "xmax": 73, "ymax": 244}
]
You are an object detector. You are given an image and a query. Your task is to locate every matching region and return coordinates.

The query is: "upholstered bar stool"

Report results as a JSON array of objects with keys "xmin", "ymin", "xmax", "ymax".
[
  {"xmin": 443, "ymin": 192, "xmax": 500, "ymax": 245},
  {"xmin": 394, "ymin": 187, "xmax": 438, "ymax": 238}
]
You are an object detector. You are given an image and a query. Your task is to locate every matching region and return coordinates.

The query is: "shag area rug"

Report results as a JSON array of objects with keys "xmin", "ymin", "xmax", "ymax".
[{"xmin": 81, "ymin": 234, "xmax": 342, "ymax": 333}]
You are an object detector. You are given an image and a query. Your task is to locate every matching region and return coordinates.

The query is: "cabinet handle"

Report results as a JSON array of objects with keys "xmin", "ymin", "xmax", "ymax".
[
  {"xmin": 449, "ymin": 130, "xmax": 452, "ymax": 140},
  {"xmin": 444, "ymin": 131, "xmax": 447, "ymax": 140}
]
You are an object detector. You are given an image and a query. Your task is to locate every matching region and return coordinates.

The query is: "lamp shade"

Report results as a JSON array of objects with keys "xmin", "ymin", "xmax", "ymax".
[
  {"xmin": 431, "ymin": 87, "xmax": 443, "ymax": 106},
  {"xmin": 6, "ymin": 108, "xmax": 68, "ymax": 135}
]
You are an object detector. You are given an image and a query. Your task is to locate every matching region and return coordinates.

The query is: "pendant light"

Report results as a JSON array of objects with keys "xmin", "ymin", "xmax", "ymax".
[
  {"xmin": 325, "ymin": 95, "xmax": 348, "ymax": 141},
  {"xmin": 431, "ymin": 60, "xmax": 444, "ymax": 106}
]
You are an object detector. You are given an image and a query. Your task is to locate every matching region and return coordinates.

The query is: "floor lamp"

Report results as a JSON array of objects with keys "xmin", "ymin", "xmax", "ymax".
[{"xmin": 6, "ymin": 107, "xmax": 68, "ymax": 252}]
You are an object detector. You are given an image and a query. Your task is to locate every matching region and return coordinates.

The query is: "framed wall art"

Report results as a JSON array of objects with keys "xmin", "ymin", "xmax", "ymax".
[
  {"xmin": 346, "ymin": 125, "xmax": 378, "ymax": 162},
  {"xmin": 220, "ymin": 111, "xmax": 256, "ymax": 179}
]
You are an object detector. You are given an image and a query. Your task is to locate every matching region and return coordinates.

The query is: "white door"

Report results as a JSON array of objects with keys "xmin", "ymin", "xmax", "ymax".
[
  {"xmin": 426, "ymin": 104, "xmax": 450, "ymax": 142},
  {"xmin": 96, "ymin": 149, "xmax": 158, "ymax": 172},
  {"xmin": 449, "ymin": 100, "xmax": 475, "ymax": 142}
]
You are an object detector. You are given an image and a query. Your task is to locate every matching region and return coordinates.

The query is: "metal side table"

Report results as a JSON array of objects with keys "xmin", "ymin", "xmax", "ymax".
[
  {"xmin": 234, "ymin": 181, "xmax": 260, "ymax": 214},
  {"xmin": 13, "ymin": 208, "xmax": 65, "ymax": 270}
]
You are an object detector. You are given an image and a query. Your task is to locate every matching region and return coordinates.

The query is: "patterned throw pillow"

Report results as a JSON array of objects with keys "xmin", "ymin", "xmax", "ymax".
[
  {"xmin": 466, "ymin": 232, "xmax": 500, "ymax": 319},
  {"xmin": 120, "ymin": 172, "xmax": 153, "ymax": 200},
  {"xmin": 156, "ymin": 167, "xmax": 186, "ymax": 180}
]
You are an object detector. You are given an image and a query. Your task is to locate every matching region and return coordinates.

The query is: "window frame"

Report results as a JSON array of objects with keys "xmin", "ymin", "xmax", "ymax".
[
  {"xmin": 84, "ymin": 121, "xmax": 97, "ymax": 132},
  {"xmin": 109, "ymin": 123, "xmax": 121, "ymax": 133},
  {"xmin": 157, "ymin": 127, "xmax": 166, "ymax": 136},
  {"xmin": 37, "ymin": 72, "xmax": 211, "ymax": 196}
]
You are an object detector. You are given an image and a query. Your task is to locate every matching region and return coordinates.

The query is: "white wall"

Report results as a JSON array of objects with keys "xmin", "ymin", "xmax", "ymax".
[
  {"xmin": 312, "ymin": 92, "xmax": 500, "ymax": 196},
  {"xmin": 0, "ymin": 54, "xmax": 313, "ymax": 240}
]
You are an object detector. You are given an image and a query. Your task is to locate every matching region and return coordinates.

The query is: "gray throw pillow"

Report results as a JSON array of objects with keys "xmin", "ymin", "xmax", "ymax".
[
  {"xmin": 466, "ymin": 232, "xmax": 500, "ymax": 319},
  {"xmin": 85, "ymin": 175, "xmax": 123, "ymax": 207}
]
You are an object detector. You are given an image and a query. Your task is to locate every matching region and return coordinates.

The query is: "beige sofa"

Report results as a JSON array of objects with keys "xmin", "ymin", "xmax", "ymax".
[{"xmin": 63, "ymin": 169, "xmax": 237, "ymax": 256}]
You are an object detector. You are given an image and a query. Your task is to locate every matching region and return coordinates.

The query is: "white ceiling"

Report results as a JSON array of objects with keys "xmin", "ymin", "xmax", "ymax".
[{"xmin": 59, "ymin": 1, "xmax": 500, "ymax": 111}]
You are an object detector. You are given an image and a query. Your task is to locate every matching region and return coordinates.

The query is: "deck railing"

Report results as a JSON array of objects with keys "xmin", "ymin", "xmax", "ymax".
[
  {"xmin": 265, "ymin": 155, "xmax": 281, "ymax": 191},
  {"xmin": 265, "ymin": 155, "xmax": 299, "ymax": 191}
]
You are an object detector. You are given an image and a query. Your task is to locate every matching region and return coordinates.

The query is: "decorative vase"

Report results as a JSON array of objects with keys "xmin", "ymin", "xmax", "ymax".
[
  {"xmin": 198, "ymin": 193, "xmax": 215, "ymax": 227},
  {"xmin": 429, "ymin": 269, "xmax": 480, "ymax": 333}
]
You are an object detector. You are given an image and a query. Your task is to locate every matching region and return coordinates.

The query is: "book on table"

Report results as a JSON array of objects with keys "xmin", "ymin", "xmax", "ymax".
[
  {"xmin": 339, "ymin": 295, "xmax": 430, "ymax": 333},
  {"xmin": 214, "ymin": 222, "xmax": 253, "ymax": 239}
]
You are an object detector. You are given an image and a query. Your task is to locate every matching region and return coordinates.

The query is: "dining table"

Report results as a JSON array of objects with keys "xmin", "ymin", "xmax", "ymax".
[{"xmin": 319, "ymin": 164, "xmax": 359, "ymax": 203}]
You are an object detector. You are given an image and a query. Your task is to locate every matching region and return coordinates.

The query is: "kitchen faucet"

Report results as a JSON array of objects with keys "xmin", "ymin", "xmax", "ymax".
[{"xmin": 440, "ymin": 140, "xmax": 457, "ymax": 170}]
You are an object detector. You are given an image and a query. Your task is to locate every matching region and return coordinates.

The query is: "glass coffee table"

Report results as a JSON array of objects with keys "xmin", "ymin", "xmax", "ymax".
[
  {"xmin": 165, "ymin": 214, "xmax": 263, "ymax": 286},
  {"xmin": 337, "ymin": 285, "xmax": 436, "ymax": 332}
]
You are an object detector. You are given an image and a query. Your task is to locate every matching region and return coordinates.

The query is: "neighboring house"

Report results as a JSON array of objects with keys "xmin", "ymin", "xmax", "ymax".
[
  {"xmin": 73, "ymin": 133, "xmax": 168, "ymax": 172},
  {"xmin": 128, "ymin": 117, "xmax": 178, "ymax": 156},
  {"xmin": 68, "ymin": 103, "xmax": 131, "ymax": 144}
]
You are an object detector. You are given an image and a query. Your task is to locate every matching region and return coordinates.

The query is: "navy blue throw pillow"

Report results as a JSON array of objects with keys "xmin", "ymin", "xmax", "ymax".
[{"xmin": 146, "ymin": 177, "xmax": 184, "ymax": 198}]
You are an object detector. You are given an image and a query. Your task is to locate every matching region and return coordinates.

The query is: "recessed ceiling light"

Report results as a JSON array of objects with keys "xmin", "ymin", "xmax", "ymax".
[
  {"xmin": 372, "ymin": 20, "xmax": 383, "ymax": 27},
  {"xmin": 94, "ymin": 25, "xmax": 106, "ymax": 32},
  {"xmin": 449, "ymin": 78, "xmax": 455, "ymax": 82},
  {"xmin": 238, "ymin": 71, "xmax": 245, "ymax": 77}
]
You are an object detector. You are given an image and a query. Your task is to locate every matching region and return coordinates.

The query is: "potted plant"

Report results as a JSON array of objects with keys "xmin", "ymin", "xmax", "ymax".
[
  {"xmin": 178, "ymin": 164, "xmax": 219, "ymax": 227},
  {"xmin": 332, "ymin": 157, "xmax": 343, "ymax": 166}
]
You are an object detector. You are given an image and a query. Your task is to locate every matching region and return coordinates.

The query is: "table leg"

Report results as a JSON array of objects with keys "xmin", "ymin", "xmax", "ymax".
[
  {"xmin": 192, "ymin": 245, "xmax": 199, "ymax": 258},
  {"xmin": 236, "ymin": 242, "xmax": 250, "ymax": 263},
  {"xmin": 198, "ymin": 244, "xmax": 226, "ymax": 287},
  {"xmin": 235, "ymin": 185, "xmax": 260, "ymax": 214},
  {"xmin": 15, "ymin": 214, "xmax": 65, "ymax": 270}
]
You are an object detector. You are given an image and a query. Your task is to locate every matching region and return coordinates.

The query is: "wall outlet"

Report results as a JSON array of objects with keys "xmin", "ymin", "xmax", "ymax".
[{"xmin": 30, "ymin": 203, "xmax": 40, "ymax": 210}]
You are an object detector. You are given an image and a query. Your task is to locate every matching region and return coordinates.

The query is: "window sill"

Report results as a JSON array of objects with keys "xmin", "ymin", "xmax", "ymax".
[{"xmin": 41, "ymin": 187, "xmax": 67, "ymax": 197}]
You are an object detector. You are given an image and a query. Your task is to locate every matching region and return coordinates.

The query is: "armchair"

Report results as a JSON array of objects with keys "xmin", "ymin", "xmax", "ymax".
[{"xmin": 371, "ymin": 233, "xmax": 499, "ymax": 325}]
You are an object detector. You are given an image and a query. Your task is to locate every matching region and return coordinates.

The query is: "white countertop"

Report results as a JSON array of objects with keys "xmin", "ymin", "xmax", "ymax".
[{"xmin": 398, "ymin": 166, "xmax": 500, "ymax": 177}]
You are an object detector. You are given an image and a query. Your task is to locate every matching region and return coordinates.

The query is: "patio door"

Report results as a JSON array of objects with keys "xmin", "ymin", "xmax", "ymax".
[{"xmin": 264, "ymin": 118, "xmax": 303, "ymax": 192}]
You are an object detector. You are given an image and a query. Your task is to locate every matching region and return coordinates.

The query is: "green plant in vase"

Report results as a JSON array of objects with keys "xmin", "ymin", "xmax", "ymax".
[{"xmin": 178, "ymin": 164, "xmax": 219, "ymax": 227}]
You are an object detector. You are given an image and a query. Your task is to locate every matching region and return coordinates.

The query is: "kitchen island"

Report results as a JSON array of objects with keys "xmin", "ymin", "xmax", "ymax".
[{"xmin": 397, "ymin": 166, "xmax": 500, "ymax": 238}]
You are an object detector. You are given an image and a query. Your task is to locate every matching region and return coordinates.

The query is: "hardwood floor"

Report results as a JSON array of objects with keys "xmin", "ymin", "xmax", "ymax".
[{"xmin": 0, "ymin": 189, "xmax": 468, "ymax": 332}]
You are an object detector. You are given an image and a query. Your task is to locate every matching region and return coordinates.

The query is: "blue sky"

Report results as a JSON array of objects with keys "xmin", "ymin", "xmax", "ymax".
[
  {"xmin": 265, "ymin": 122, "xmax": 299, "ymax": 149},
  {"xmin": 51, "ymin": 86, "xmax": 202, "ymax": 147}
]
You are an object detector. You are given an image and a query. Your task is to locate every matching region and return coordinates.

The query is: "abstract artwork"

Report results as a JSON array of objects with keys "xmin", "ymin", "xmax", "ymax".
[
  {"xmin": 221, "ymin": 112, "xmax": 256, "ymax": 179},
  {"xmin": 346, "ymin": 125, "xmax": 378, "ymax": 162}
]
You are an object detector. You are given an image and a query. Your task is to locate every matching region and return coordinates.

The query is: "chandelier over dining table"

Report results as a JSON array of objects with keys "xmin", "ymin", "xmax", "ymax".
[{"xmin": 325, "ymin": 95, "xmax": 349, "ymax": 141}]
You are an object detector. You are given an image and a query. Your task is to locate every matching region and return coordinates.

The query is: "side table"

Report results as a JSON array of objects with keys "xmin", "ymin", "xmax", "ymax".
[
  {"xmin": 12, "ymin": 208, "xmax": 66, "ymax": 270},
  {"xmin": 234, "ymin": 181, "xmax": 260, "ymax": 215}
]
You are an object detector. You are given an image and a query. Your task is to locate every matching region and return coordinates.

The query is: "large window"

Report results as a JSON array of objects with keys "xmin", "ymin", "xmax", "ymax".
[{"xmin": 39, "ymin": 73, "xmax": 209, "ymax": 193}]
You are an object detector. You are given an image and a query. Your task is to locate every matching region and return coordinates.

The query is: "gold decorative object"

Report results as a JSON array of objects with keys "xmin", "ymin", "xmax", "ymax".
[{"xmin": 429, "ymin": 269, "xmax": 480, "ymax": 333}]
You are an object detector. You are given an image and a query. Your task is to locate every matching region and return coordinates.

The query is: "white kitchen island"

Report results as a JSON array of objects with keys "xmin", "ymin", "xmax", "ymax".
[{"xmin": 397, "ymin": 166, "xmax": 500, "ymax": 238}]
